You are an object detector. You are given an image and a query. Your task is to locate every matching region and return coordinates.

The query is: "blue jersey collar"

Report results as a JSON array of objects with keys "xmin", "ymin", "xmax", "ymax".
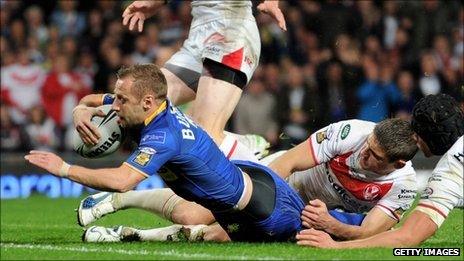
[{"xmin": 144, "ymin": 100, "xmax": 168, "ymax": 126}]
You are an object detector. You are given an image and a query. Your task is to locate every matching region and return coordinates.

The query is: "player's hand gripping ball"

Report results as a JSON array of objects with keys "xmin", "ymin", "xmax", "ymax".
[{"xmin": 72, "ymin": 105, "xmax": 125, "ymax": 158}]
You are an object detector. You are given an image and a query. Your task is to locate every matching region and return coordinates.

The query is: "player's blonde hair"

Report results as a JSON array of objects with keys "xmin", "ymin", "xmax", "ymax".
[{"xmin": 116, "ymin": 64, "xmax": 167, "ymax": 101}]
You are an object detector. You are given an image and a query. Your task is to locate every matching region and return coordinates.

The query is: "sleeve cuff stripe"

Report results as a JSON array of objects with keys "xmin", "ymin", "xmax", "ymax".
[
  {"xmin": 377, "ymin": 203, "xmax": 400, "ymax": 221},
  {"xmin": 417, "ymin": 203, "xmax": 448, "ymax": 219},
  {"xmin": 123, "ymin": 162, "xmax": 150, "ymax": 178},
  {"xmin": 308, "ymin": 137, "xmax": 319, "ymax": 165}
]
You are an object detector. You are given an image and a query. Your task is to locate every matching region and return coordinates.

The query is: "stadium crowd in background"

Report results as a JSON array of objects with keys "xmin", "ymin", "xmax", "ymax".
[{"xmin": 1, "ymin": 0, "xmax": 463, "ymax": 152}]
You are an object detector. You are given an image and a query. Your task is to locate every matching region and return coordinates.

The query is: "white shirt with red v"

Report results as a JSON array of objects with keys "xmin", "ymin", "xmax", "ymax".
[{"xmin": 287, "ymin": 119, "xmax": 417, "ymax": 221}]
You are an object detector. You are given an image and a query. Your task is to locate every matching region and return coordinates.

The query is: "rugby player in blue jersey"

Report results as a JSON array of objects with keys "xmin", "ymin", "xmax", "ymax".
[{"xmin": 25, "ymin": 64, "xmax": 304, "ymax": 242}]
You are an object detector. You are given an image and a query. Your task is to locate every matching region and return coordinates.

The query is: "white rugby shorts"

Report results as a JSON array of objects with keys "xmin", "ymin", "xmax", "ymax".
[{"xmin": 165, "ymin": 16, "xmax": 260, "ymax": 84}]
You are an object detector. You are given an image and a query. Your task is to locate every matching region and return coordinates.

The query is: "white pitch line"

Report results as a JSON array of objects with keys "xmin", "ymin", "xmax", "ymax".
[
  {"xmin": 0, "ymin": 243, "xmax": 283, "ymax": 260},
  {"xmin": 2, "ymin": 223, "xmax": 78, "ymax": 229}
]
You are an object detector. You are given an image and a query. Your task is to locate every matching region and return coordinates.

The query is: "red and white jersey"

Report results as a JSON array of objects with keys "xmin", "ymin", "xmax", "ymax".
[
  {"xmin": 1, "ymin": 64, "xmax": 46, "ymax": 123},
  {"xmin": 286, "ymin": 120, "xmax": 417, "ymax": 221},
  {"xmin": 416, "ymin": 136, "xmax": 464, "ymax": 227}
]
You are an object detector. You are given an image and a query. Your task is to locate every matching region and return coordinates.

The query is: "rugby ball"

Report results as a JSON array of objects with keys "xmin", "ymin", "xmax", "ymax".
[{"xmin": 72, "ymin": 105, "xmax": 125, "ymax": 158}]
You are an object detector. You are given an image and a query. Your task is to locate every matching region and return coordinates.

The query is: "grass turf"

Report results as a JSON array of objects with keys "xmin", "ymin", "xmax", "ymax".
[{"xmin": 1, "ymin": 195, "xmax": 462, "ymax": 260}]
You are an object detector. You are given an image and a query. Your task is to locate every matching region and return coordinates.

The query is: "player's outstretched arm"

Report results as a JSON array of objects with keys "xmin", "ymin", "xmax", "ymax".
[
  {"xmin": 122, "ymin": 1, "xmax": 165, "ymax": 32},
  {"xmin": 297, "ymin": 210, "xmax": 438, "ymax": 248},
  {"xmin": 268, "ymin": 138, "xmax": 317, "ymax": 179},
  {"xmin": 301, "ymin": 201, "xmax": 397, "ymax": 240},
  {"xmin": 25, "ymin": 150, "xmax": 145, "ymax": 192},
  {"xmin": 257, "ymin": 0, "xmax": 286, "ymax": 31}
]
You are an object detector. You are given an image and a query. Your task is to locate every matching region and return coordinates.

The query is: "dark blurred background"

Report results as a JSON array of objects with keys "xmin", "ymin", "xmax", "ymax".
[{"xmin": 1, "ymin": 0, "xmax": 463, "ymax": 153}]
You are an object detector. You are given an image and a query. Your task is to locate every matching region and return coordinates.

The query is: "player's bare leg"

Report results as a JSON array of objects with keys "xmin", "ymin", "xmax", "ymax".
[
  {"xmin": 193, "ymin": 75, "xmax": 259, "ymax": 162},
  {"xmin": 112, "ymin": 189, "xmax": 215, "ymax": 225},
  {"xmin": 78, "ymin": 189, "xmax": 215, "ymax": 226},
  {"xmin": 193, "ymin": 75, "xmax": 242, "ymax": 144},
  {"xmin": 170, "ymin": 200, "xmax": 216, "ymax": 225},
  {"xmin": 162, "ymin": 68, "xmax": 196, "ymax": 106},
  {"xmin": 163, "ymin": 67, "xmax": 265, "ymax": 161}
]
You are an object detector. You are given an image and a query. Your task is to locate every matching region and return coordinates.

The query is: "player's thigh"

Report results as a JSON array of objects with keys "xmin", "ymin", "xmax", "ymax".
[
  {"xmin": 162, "ymin": 67, "xmax": 196, "ymax": 106},
  {"xmin": 193, "ymin": 76, "xmax": 243, "ymax": 134},
  {"xmin": 163, "ymin": 46, "xmax": 202, "ymax": 105},
  {"xmin": 193, "ymin": 19, "xmax": 260, "ymax": 129}
]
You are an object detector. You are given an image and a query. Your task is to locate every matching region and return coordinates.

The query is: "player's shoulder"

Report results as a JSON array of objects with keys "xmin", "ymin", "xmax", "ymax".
[
  {"xmin": 433, "ymin": 136, "xmax": 464, "ymax": 178},
  {"xmin": 445, "ymin": 136, "xmax": 463, "ymax": 163},
  {"xmin": 141, "ymin": 118, "xmax": 179, "ymax": 151},
  {"xmin": 330, "ymin": 119, "xmax": 374, "ymax": 142},
  {"xmin": 337, "ymin": 119, "xmax": 376, "ymax": 130}
]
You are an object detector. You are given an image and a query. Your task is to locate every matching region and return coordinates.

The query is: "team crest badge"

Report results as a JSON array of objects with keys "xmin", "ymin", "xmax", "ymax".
[
  {"xmin": 133, "ymin": 147, "xmax": 156, "ymax": 166},
  {"xmin": 316, "ymin": 131, "xmax": 327, "ymax": 144}
]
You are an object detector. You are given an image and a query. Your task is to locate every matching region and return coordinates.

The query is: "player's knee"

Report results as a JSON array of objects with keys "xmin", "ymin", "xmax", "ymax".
[
  {"xmin": 172, "ymin": 210, "xmax": 197, "ymax": 225},
  {"xmin": 171, "ymin": 203, "xmax": 215, "ymax": 225},
  {"xmin": 202, "ymin": 58, "xmax": 247, "ymax": 89}
]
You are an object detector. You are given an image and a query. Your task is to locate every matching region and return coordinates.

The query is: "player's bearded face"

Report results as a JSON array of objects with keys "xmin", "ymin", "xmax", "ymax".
[
  {"xmin": 112, "ymin": 79, "xmax": 145, "ymax": 127},
  {"xmin": 359, "ymin": 135, "xmax": 394, "ymax": 175}
]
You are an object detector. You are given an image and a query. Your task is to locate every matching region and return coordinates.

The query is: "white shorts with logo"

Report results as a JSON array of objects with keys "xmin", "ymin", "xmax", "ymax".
[{"xmin": 165, "ymin": 16, "xmax": 260, "ymax": 84}]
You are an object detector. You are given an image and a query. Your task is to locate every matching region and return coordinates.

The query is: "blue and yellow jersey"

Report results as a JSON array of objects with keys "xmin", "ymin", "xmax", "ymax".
[{"xmin": 103, "ymin": 96, "xmax": 245, "ymax": 211}]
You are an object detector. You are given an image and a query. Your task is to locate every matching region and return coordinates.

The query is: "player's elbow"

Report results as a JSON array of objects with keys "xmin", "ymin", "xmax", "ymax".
[
  {"xmin": 114, "ymin": 186, "xmax": 130, "ymax": 193},
  {"xmin": 116, "ymin": 184, "xmax": 134, "ymax": 193},
  {"xmin": 112, "ymin": 166, "xmax": 142, "ymax": 192}
]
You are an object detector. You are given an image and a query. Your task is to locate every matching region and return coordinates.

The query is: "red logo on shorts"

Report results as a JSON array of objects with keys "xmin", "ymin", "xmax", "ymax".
[
  {"xmin": 363, "ymin": 184, "xmax": 381, "ymax": 200},
  {"xmin": 204, "ymin": 32, "xmax": 225, "ymax": 44}
]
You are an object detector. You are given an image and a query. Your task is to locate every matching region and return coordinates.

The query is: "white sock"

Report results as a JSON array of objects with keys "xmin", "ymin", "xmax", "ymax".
[
  {"xmin": 133, "ymin": 224, "xmax": 207, "ymax": 242},
  {"xmin": 219, "ymin": 134, "xmax": 259, "ymax": 163},
  {"xmin": 134, "ymin": 224, "xmax": 183, "ymax": 241},
  {"xmin": 112, "ymin": 189, "xmax": 184, "ymax": 221}
]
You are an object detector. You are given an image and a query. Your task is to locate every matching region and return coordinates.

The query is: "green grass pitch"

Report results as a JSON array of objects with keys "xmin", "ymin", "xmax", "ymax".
[{"xmin": 1, "ymin": 195, "xmax": 462, "ymax": 260}]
